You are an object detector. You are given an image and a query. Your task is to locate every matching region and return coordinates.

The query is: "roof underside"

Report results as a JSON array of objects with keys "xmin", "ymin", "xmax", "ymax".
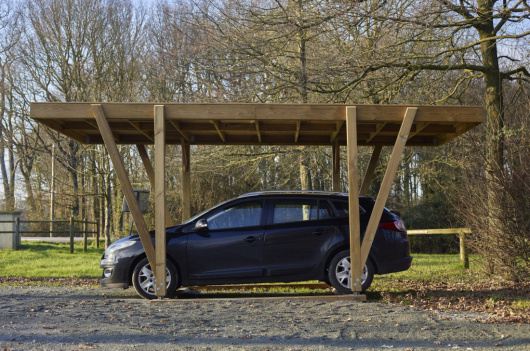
[{"xmin": 30, "ymin": 103, "xmax": 483, "ymax": 147}]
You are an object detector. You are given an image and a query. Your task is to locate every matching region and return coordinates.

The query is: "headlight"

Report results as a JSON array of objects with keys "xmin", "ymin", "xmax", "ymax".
[
  {"xmin": 101, "ymin": 240, "xmax": 138, "ymax": 265},
  {"xmin": 107, "ymin": 239, "xmax": 138, "ymax": 251}
]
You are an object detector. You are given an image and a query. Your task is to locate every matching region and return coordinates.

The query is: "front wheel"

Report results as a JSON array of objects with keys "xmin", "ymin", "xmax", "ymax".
[
  {"xmin": 328, "ymin": 250, "xmax": 374, "ymax": 294},
  {"xmin": 132, "ymin": 258, "xmax": 179, "ymax": 299}
]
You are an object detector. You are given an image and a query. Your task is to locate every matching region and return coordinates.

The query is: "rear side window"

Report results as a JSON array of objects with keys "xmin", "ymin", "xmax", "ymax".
[
  {"xmin": 332, "ymin": 201, "xmax": 366, "ymax": 217},
  {"xmin": 272, "ymin": 199, "xmax": 335, "ymax": 224}
]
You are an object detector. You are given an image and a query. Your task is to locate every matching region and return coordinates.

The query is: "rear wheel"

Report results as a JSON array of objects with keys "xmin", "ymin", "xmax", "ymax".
[
  {"xmin": 132, "ymin": 258, "xmax": 179, "ymax": 299},
  {"xmin": 328, "ymin": 250, "xmax": 374, "ymax": 294}
]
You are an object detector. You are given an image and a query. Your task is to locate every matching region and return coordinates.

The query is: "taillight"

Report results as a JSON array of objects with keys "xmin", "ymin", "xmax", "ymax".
[{"xmin": 379, "ymin": 219, "xmax": 406, "ymax": 232}]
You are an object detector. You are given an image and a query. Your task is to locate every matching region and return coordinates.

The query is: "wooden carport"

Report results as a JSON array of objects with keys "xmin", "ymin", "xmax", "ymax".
[{"xmin": 30, "ymin": 103, "xmax": 483, "ymax": 298}]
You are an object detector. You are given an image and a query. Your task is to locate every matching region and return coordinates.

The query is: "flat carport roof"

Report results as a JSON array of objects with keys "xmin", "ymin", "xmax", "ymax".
[{"xmin": 30, "ymin": 102, "xmax": 483, "ymax": 299}]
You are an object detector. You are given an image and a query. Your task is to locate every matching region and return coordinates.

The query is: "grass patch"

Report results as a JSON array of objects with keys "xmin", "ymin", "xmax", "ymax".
[{"xmin": 0, "ymin": 241, "xmax": 104, "ymax": 279}]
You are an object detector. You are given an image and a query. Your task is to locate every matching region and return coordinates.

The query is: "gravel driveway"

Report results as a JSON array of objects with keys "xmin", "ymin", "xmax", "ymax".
[{"xmin": 0, "ymin": 285, "xmax": 529, "ymax": 351}]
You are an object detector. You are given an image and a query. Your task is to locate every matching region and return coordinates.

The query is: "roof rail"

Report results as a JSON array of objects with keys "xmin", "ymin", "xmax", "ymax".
[{"xmin": 238, "ymin": 190, "xmax": 349, "ymax": 198}]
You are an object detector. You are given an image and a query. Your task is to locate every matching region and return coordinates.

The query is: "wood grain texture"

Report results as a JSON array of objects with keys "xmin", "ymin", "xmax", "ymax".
[
  {"xmin": 91, "ymin": 104, "xmax": 157, "ymax": 271},
  {"xmin": 154, "ymin": 105, "xmax": 167, "ymax": 297},
  {"xmin": 360, "ymin": 108, "xmax": 417, "ymax": 267},
  {"xmin": 360, "ymin": 146, "xmax": 382, "ymax": 196},
  {"xmin": 346, "ymin": 107, "xmax": 362, "ymax": 292}
]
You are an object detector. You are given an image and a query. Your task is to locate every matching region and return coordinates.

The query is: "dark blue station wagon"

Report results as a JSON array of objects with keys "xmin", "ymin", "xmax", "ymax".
[{"xmin": 100, "ymin": 191, "xmax": 412, "ymax": 299}]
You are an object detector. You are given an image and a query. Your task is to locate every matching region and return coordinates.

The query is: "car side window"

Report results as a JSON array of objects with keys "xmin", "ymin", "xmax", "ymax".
[
  {"xmin": 206, "ymin": 201, "xmax": 263, "ymax": 230},
  {"xmin": 333, "ymin": 201, "xmax": 366, "ymax": 216},
  {"xmin": 318, "ymin": 201, "xmax": 334, "ymax": 219},
  {"xmin": 272, "ymin": 199, "xmax": 334, "ymax": 224}
]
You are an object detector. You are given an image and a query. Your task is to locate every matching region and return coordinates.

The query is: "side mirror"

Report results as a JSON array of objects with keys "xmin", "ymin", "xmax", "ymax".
[{"xmin": 193, "ymin": 219, "xmax": 208, "ymax": 232}]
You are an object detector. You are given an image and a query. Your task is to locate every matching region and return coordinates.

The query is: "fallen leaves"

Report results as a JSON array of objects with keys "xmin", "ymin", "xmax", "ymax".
[{"xmin": 375, "ymin": 278, "xmax": 530, "ymax": 324}]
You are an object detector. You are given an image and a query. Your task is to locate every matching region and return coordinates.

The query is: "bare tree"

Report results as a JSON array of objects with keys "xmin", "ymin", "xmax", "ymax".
[{"xmin": 0, "ymin": 0, "xmax": 20, "ymax": 210}]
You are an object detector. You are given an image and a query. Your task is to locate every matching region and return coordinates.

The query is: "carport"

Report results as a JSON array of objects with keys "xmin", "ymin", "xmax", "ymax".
[{"xmin": 30, "ymin": 103, "xmax": 483, "ymax": 298}]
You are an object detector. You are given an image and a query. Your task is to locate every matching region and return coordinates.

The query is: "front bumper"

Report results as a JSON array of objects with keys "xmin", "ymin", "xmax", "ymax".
[{"xmin": 100, "ymin": 259, "xmax": 134, "ymax": 289}]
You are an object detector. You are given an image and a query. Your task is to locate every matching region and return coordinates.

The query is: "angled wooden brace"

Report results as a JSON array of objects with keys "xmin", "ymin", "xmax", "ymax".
[
  {"xmin": 92, "ymin": 104, "xmax": 157, "ymax": 276},
  {"xmin": 181, "ymin": 139, "xmax": 191, "ymax": 221},
  {"xmin": 360, "ymin": 107, "xmax": 417, "ymax": 268},
  {"xmin": 360, "ymin": 146, "xmax": 382, "ymax": 196},
  {"xmin": 136, "ymin": 144, "xmax": 174, "ymax": 228}
]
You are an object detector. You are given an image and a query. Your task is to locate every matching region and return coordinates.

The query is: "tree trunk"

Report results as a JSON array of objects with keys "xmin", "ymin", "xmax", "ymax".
[
  {"xmin": 300, "ymin": 151, "xmax": 312, "ymax": 191},
  {"xmin": 477, "ymin": 11, "xmax": 505, "ymax": 271}
]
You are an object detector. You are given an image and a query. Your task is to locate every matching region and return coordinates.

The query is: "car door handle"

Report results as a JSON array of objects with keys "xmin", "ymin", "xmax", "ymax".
[
  {"xmin": 245, "ymin": 236, "xmax": 261, "ymax": 243},
  {"xmin": 312, "ymin": 229, "xmax": 328, "ymax": 235}
]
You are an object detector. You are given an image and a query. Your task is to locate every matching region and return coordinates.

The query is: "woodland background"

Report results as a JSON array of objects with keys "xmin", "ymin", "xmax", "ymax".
[{"xmin": 0, "ymin": 0, "xmax": 528, "ymax": 279}]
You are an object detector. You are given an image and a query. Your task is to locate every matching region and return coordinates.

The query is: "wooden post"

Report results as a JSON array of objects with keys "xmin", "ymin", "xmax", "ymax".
[
  {"xmin": 360, "ymin": 146, "xmax": 382, "ymax": 196},
  {"xmin": 346, "ymin": 107, "xmax": 362, "ymax": 293},
  {"xmin": 70, "ymin": 216, "xmax": 74, "ymax": 254},
  {"xmin": 181, "ymin": 140, "xmax": 191, "ymax": 221},
  {"xmin": 154, "ymin": 105, "xmax": 167, "ymax": 297},
  {"xmin": 83, "ymin": 218, "xmax": 88, "ymax": 252},
  {"xmin": 332, "ymin": 140, "xmax": 340, "ymax": 192},
  {"xmin": 360, "ymin": 108, "xmax": 417, "ymax": 267},
  {"xmin": 460, "ymin": 229, "xmax": 469, "ymax": 269},
  {"xmin": 136, "ymin": 144, "xmax": 174, "ymax": 227},
  {"xmin": 92, "ymin": 104, "xmax": 157, "ymax": 274},
  {"xmin": 14, "ymin": 217, "xmax": 20, "ymax": 251}
]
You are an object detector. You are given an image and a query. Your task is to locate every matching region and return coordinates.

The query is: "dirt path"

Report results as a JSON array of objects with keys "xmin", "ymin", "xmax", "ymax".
[{"xmin": 1, "ymin": 286, "xmax": 529, "ymax": 351}]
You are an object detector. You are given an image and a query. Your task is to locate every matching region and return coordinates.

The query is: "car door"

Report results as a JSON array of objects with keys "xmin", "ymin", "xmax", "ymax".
[
  {"xmin": 187, "ymin": 199, "xmax": 265, "ymax": 280},
  {"xmin": 263, "ymin": 198, "xmax": 337, "ymax": 276}
]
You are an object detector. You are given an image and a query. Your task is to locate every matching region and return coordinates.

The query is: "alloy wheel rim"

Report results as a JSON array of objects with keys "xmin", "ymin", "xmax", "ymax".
[
  {"xmin": 335, "ymin": 256, "xmax": 367, "ymax": 289},
  {"xmin": 138, "ymin": 264, "xmax": 171, "ymax": 295}
]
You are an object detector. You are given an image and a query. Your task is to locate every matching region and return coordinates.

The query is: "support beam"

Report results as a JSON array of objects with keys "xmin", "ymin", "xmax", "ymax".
[
  {"xmin": 295, "ymin": 121, "xmax": 301, "ymax": 143},
  {"xmin": 360, "ymin": 108, "xmax": 417, "ymax": 267},
  {"xmin": 130, "ymin": 121, "xmax": 154, "ymax": 142},
  {"xmin": 366, "ymin": 122, "xmax": 386, "ymax": 143},
  {"xmin": 346, "ymin": 107, "xmax": 362, "ymax": 293},
  {"xmin": 169, "ymin": 120, "xmax": 190, "ymax": 142},
  {"xmin": 136, "ymin": 144, "xmax": 174, "ymax": 227},
  {"xmin": 332, "ymin": 140, "xmax": 341, "ymax": 192},
  {"xmin": 359, "ymin": 146, "xmax": 382, "ymax": 196},
  {"xmin": 181, "ymin": 139, "xmax": 191, "ymax": 221},
  {"xmin": 91, "ymin": 104, "xmax": 157, "ymax": 273},
  {"xmin": 154, "ymin": 105, "xmax": 167, "ymax": 297},
  {"xmin": 254, "ymin": 121, "xmax": 262, "ymax": 143},
  {"xmin": 330, "ymin": 121, "xmax": 344, "ymax": 143},
  {"xmin": 211, "ymin": 120, "xmax": 226, "ymax": 142}
]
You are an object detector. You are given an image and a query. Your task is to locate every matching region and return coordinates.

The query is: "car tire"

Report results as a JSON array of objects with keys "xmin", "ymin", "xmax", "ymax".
[
  {"xmin": 328, "ymin": 250, "xmax": 374, "ymax": 294},
  {"xmin": 132, "ymin": 257, "xmax": 179, "ymax": 300}
]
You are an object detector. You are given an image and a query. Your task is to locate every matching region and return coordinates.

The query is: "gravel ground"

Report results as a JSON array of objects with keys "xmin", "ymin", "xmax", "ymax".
[{"xmin": 0, "ymin": 285, "xmax": 529, "ymax": 351}]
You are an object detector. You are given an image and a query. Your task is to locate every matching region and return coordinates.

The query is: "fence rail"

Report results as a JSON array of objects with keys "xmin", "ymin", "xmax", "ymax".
[
  {"xmin": 407, "ymin": 228, "xmax": 470, "ymax": 268},
  {"xmin": 0, "ymin": 217, "xmax": 99, "ymax": 253},
  {"xmin": 3, "ymin": 221, "xmax": 471, "ymax": 265}
]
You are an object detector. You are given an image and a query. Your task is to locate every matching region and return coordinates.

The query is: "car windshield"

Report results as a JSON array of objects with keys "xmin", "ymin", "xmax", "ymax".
[{"xmin": 181, "ymin": 198, "xmax": 234, "ymax": 225}]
